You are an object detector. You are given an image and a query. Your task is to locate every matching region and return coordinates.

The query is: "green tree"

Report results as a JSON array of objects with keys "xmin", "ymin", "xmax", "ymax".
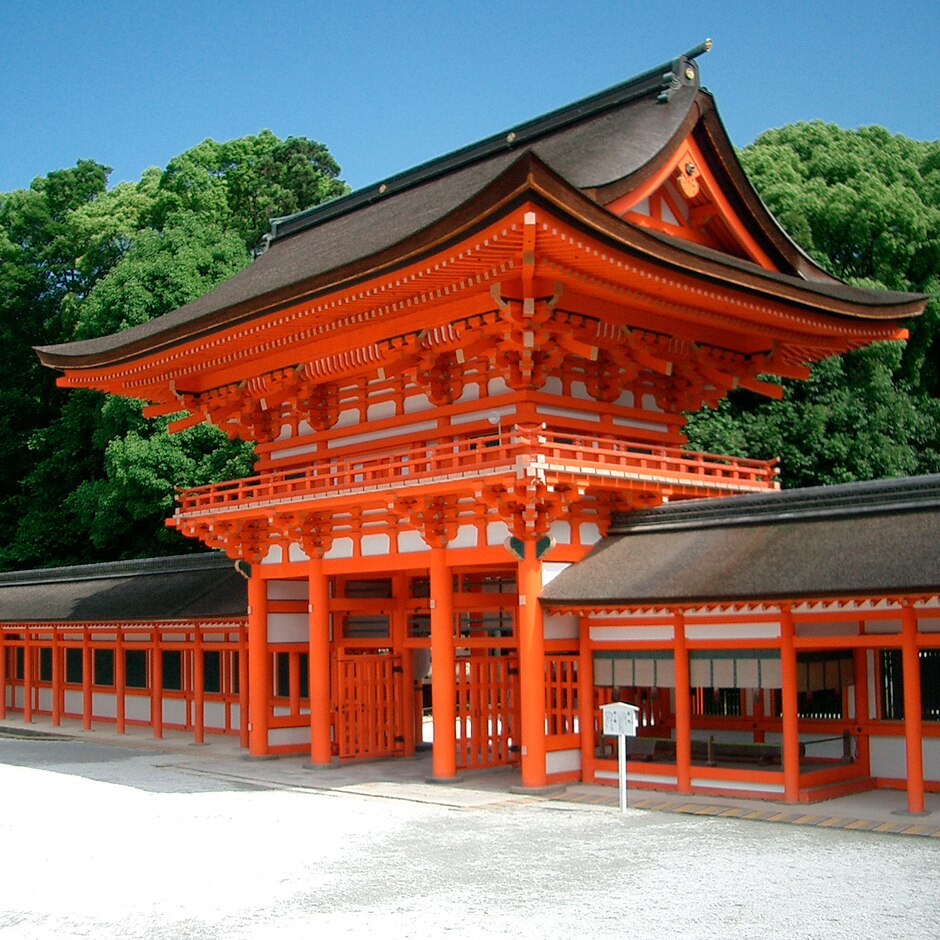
[
  {"xmin": 1, "ymin": 132, "xmax": 348, "ymax": 569},
  {"xmin": 0, "ymin": 161, "xmax": 119, "ymax": 560},
  {"xmin": 151, "ymin": 129, "xmax": 347, "ymax": 252},
  {"xmin": 687, "ymin": 123, "xmax": 940, "ymax": 486}
]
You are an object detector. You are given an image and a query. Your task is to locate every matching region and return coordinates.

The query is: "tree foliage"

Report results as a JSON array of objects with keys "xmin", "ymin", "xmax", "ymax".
[
  {"xmin": 686, "ymin": 122, "xmax": 940, "ymax": 486},
  {"xmin": 0, "ymin": 132, "xmax": 347, "ymax": 570}
]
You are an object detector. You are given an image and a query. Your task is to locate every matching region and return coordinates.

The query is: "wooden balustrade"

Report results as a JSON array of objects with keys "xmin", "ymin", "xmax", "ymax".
[{"xmin": 173, "ymin": 430, "xmax": 779, "ymax": 519}]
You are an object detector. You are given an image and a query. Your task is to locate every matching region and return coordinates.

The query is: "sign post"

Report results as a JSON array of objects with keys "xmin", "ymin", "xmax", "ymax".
[{"xmin": 600, "ymin": 702, "xmax": 639, "ymax": 814}]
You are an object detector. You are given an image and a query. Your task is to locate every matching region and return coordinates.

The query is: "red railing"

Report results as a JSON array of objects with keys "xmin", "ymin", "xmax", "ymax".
[{"xmin": 172, "ymin": 430, "xmax": 778, "ymax": 519}]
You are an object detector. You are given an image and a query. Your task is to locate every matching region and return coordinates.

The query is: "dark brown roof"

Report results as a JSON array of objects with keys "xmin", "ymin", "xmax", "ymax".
[
  {"xmin": 540, "ymin": 476, "xmax": 940, "ymax": 608},
  {"xmin": 35, "ymin": 47, "xmax": 925, "ymax": 374},
  {"xmin": 0, "ymin": 553, "xmax": 247, "ymax": 622}
]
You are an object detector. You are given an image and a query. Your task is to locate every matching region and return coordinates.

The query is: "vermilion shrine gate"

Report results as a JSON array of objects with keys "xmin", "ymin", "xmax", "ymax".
[{"xmin": 16, "ymin": 46, "xmax": 935, "ymax": 808}]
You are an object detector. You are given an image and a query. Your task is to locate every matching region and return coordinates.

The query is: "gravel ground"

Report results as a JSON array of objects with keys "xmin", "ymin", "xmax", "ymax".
[{"xmin": 0, "ymin": 738, "xmax": 937, "ymax": 939}]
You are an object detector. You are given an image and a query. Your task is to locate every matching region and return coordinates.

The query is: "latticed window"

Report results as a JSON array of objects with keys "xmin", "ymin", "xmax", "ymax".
[
  {"xmin": 696, "ymin": 688, "xmax": 744, "ymax": 717},
  {"xmin": 880, "ymin": 649, "xmax": 940, "ymax": 721}
]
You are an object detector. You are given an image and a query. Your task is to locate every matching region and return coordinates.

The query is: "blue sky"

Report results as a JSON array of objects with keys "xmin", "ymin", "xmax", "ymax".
[{"xmin": 1, "ymin": 0, "xmax": 937, "ymax": 196}]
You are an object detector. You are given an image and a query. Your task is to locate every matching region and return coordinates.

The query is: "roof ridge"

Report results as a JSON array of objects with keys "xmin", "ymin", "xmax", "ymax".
[
  {"xmin": 609, "ymin": 474, "xmax": 940, "ymax": 534},
  {"xmin": 0, "ymin": 552, "xmax": 234, "ymax": 587},
  {"xmin": 268, "ymin": 44, "xmax": 709, "ymax": 242}
]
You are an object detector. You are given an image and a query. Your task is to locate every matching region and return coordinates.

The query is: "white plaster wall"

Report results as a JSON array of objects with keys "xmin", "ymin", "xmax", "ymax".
[
  {"xmin": 449, "ymin": 526, "xmax": 478, "ymax": 549},
  {"xmin": 163, "ymin": 699, "xmax": 187, "ymax": 725},
  {"xmin": 362, "ymin": 534, "xmax": 391, "ymax": 556},
  {"xmin": 403, "ymin": 393, "xmax": 431, "ymax": 414},
  {"xmin": 327, "ymin": 420, "xmax": 436, "ymax": 450},
  {"xmin": 367, "ymin": 400, "xmax": 396, "ymax": 421},
  {"xmin": 64, "ymin": 690, "xmax": 82, "ymax": 714},
  {"xmin": 870, "ymin": 736, "xmax": 940, "ymax": 782},
  {"xmin": 927, "ymin": 738, "xmax": 940, "ymax": 781},
  {"xmin": 548, "ymin": 520, "xmax": 571, "ymax": 545},
  {"xmin": 544, "ymin": 613, "xmax": 578, "ymax": 640},
  {"xmin": 597, "ymin": 769, "xmax": 677, "ymax": 786},
  {"xmin": 335, "ymin": 408, "xmax": 358, "ymax": 428},
  {"xmin": 38, "ymin": 689, "xmax": 52, "ymax": 710},
  {"xmin": 269, "ymin": 726, "xmax": 310, "ymax": 747},
  {"xmin": 269, "ymin": 442, "xmax": 318, "ymax": 462},
  {"xmin": 486, "ymin": 521, "xmax": 510, "ymax": 546},
  {"xmin": 324, "ymin": 538, "xmax": 354, "ymax": 560},
  {"xmin": 579, "ymin": 523, "xmax": 601, "ymax": 545},
  {"xmin": 268, "ymin": 581, "xmax": 308, "ymax": 601},
  {"xmin": 864, "ymin": 620, "xmax": 902, "ymax": 634},
  {"xmin": 451, "ymin": 406, "xmax": 511, "ymax": 426},
  {"xmin": 267, "ymin": 613, "xmax": 307, "ymax": 643},
  {"xmin": 93, "ymin": 692, "xmax": 117, "ymax": 719},
  {"xmin": 537, "ymin": 404, "xmax": 601, "ymax": 423},
  {"xmin": 685, "ymin": 622, "xmax": 780, "ymax": 641},
  {"xmin": 611, "ymin": 415, "xmax": 669, "ymax": 434},
  {"xmin": 870, "ymin": 736, "xmax": 906, "ymax": 779},
  {"xmin": 398, "ymin": 530, "xmax": 430, "ymax": 553},
  {"xmin": 690, "ymin": 776, "xmax": 785, "ymax": 795},
  {"xmin": 204, "ymin": 702, "xmax": 227, "ymax": 729},
  {"xmin": 542, "ymin": 562, "xmax": 570, "ymax": 588},
  {"xmin": 589, "ymin": 626, "xmax": 673, "ymax": 643},
  {"xmin": 796, "ymin": 620, "xmax": 858, "ymax": 637},
  {"xmin": 546, "ymin": 749, "xmax": 580, "ymax": 775},
  {"xmin": 126, "ymin": 696, "xmax": 152, "ymax": 722}
]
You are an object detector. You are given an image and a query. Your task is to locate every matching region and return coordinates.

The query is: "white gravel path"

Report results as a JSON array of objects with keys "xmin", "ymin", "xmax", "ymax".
[{"xmin": 1, "ymin": 739, "xmax": 937, "ymax": 939}]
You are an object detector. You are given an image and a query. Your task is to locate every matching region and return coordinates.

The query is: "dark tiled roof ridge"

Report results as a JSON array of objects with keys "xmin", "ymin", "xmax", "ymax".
[
  {"xmin": 0, "ymin": 552, "xmax": 236, "ymax": 587},
  {"xmin": 269, "ymin": 44, "xmax": 708, "ymax": 242},
  {"xmin": 610, "ymin": 474, "xmax": 940, "ymax": 534}
]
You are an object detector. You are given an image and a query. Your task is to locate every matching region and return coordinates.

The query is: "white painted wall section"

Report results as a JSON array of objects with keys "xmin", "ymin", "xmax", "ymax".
[{"xmin": 546, "ymin": 749, "xmax": 580, "ymax": 775}]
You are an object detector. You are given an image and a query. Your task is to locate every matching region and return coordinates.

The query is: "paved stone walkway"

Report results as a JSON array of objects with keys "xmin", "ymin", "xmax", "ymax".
[{"xmin": 558, "ymin": 789, "xmax": 940, "ymax": 838}]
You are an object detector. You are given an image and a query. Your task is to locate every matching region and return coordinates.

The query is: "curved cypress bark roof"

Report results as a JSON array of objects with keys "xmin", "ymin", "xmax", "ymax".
[
  {"xmin": 35, "ymin": 46, "xmax": 926, "ymax": 374},
  {"xmin": 0, "ymin": 553, "xmax": 247, "ymax": 622},
  {"xmin": 540, "ymin": 475, "xmax": 940, "ymax": 608}
]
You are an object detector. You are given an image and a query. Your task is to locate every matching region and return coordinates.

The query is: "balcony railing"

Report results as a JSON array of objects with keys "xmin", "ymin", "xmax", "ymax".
[{"xmin": 172, "ymin": 429, "xmax": 778, "ymax": 520}]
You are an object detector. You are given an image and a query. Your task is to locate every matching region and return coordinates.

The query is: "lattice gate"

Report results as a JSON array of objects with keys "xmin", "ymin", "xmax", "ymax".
[
  {"xmin": 334, "ymin": 653, "xmax": 405, "ymax": 760},
  {"xmin": 455, "ymin": 653, "xmax": 519, "ymax": 770}
]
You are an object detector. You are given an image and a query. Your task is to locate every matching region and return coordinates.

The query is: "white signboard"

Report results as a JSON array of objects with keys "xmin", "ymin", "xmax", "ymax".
[
  {"xmin": 600, "ymin": 702, "xmax": 640, "ymax": 815},
  {"xmin": 601, "ymin": 702, "xmax": 639, "ymax": 737}
]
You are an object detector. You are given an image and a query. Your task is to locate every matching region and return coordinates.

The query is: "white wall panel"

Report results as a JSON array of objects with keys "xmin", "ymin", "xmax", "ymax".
[
  {"xmin": 125, "ymin": 696, "xmax": 151, "ymax": 721},
  {"xmin": 267, "ymin": 613, "xmax": 307, "ymax": 643},
  {"xmin": 546, "ymin": 749, "xmax": 580, "ymax": 775},
  {"xmin": 544, "ymin": 613, "xmax": 578, "ymax": 640},
  {"xmin": 93, "ymin": 692, "xmax": 116, "ymax": 719},
  {"xmin": 870, "ymin": 735, "xmax": 906, "ymax": 779},
  {"xmin": 268, "ymin": 581, "xmax": 308, "ymax": 601},
  {"xmin": 269, "ymin": 726, "xmax": 310, "ymax": 746},
  {"xmin": 163, "ymin": 699, "xmax": 186, "ymax": 725}
]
